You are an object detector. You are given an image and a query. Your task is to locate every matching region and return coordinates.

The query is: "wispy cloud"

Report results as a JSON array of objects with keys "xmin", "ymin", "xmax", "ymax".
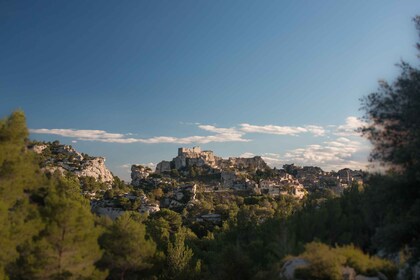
[
  {"xmin": 282, "ymin": 137, "xmax": 369, "ymax": 170},
  {"xmin": 239, "ymin": 123, "xmax": 325, "ymax": 136},
  {"xmin": 240, "ymin": 152, "xmax": 256, "ymax": 158},
  {"xmin": 31, "ymin": 116, "xmax": 371, "ymax": 171},
  {"xmin": 29, "ymin": 128, "xmax": 128, "ymax": 141},
  {"xmin": 240, "ymin": 152, "xmax": 283, "ymax": 166},
  {"xmin": 30, "ymin": 125, "xmax": 250, "ymax": 144},
  {"xmin": 30, "ymin": 116, "xmax": 366, "ymax": 148},
  {"xmin": 334, "ymin": 116, "xmax": 366, "ymax": 137},
  {"xmin": 262, "ymin": 153, "xmax": 283, "ymax": 166}
]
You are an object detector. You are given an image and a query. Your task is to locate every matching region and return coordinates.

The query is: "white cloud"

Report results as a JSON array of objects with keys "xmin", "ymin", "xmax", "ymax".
[
  {"xmin": 198, "ymin": 125, "xmax": 239, "ymax": 135},
  {"xmin": 260, "ymin": 153, "xmax": 282, "ymax": 166},
  {"xmin": 282, "ymin": 137, "xmax": 369, "ymax": 170},
  {"xmin": 240, "ymin": 152, "xmax": 256, "ymax": 158},
  {"xmin": 334, "ymin": 116, "xmax": 366, "ymax": 136},
  {"xmin": 29, "ymin": 117, "xmax": 368, "ymax": 162},
  {"xmin": 240, "ymin": 152, "xmax": 282, "ymax": 166},
  {"xmin": 239, "ymin": 123, "xmax": 325, "ymax": 136},
  {"xmin": 29, "ymin": 128, "xmax": 127, "ymax": 141},
  {"xmin": 240, "ymin": 123, "xmax": 306, "ymax": 136},
  {"xmin": 262, "ymin": 152, "xmax": 281, "ymax": 158},
  {"xmin": 30, "ymin": 125, "xmax": 250, "ymax": 144},
  {"xmin": 305, "ymin": 125, "xmax": 326, "ymax": 137}
]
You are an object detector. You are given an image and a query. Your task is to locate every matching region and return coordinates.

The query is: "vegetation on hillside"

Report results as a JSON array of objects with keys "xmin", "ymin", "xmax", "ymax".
[{"xmin": 0, "ymin": 15, "xmax": 419, "ymax": 280}]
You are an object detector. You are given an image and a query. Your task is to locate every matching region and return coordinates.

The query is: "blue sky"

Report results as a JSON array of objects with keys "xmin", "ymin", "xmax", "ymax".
[{"xmin": 1, "ymin": 1, "xmax": 419, "ymax": 181}]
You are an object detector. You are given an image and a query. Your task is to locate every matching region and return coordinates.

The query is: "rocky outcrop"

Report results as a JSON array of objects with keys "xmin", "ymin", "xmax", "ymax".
[
  {"xmin": 138, "ymin": 194, "xmax": 160, "ymax": 214},
  {"xmin": 342, "ymin": 266, "xmax": 357, "ymax": 280},
  {"xmin": 156, "ymin": 147, "xmax": 221, "ymax": 173},
  {"xmin": 280, "ymin": 258, "xmax": 309, "ymax": 279},
  {"xmin": 31, "ymin": 144, "xmax": 48, "ymax": 154},
  {"xmin": 131, "ymin": 165, "xmax": 152, "ymax": 187},
  {"xmin": 259, "ymin": 177, "xmax": 307, "ymax": 199},
  {"xmin": 31, "ymin": 142, "xmax": 114, "ymax": 184},
  {"xmin": 156, "ymin": 160, "xmax": 171, "ymax": 173},
  {"xmin": 74, "ymin": 157, "xmax": 114, "ymax": 183},
  {"xmin": 218, "ymin": 156, "xmax": 269, "ymax": 171},
  {"xmin": 162, "ymin": 184, "xmax": 197, "ymax": 209},
  {"xmin": 155, "ymin": 146, "xmax": 269, "ymax": 174}
]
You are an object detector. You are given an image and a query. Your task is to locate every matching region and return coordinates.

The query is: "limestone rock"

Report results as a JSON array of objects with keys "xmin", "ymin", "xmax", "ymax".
[
  {"xmin": 131, "ymin": 165, "xmax": 152, "ymax": 187},
  {"xmin": 280, "ymin": 258, "xmax": 309, "ymax": 280},
  {"xmin": 155, "ymin": 146, "xmax": 269, "ymax": 174},
  {"xmin": 74, "ymin": 157, "xmax": 114, "ymax": 184},
  {"xmin": 34, "ymin": 142, "xmax": 114, "ymax": 184},
  {"xmin": 342, "ymin": 266, "xmax": 356, "ymax": 280},
  {"xmin": 218, "ymin": 156, "xmax": 269, "ymax": 171},
  {"xmin": 42, "ymin": 166, "xmax": 66, "ymax": 175},
  {"xmin": 31, "ymin": 144, "xmax": 48, "ymax": 154},
  {"xmin": 156, "ymin": 147, "xmax": 220, "ymax": 173},
  {"xmin": 138, "ymin": 194, "xmax": 160, "ymax": 214},
  {"xmin": 162, "ymin": 184, "xmax": 197, "ymax": 209},
  {"xmin": 156, "ymin": 160, "xmax": 171, "ymax": 173}
]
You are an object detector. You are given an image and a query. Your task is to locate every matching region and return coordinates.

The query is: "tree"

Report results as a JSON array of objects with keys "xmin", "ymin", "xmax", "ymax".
[
  {"xmin": 0, "ymin": 111, "xmax": 45, "ymax": 278},
  {"xmin": 359, "ymin": 16, "xmax": 420, "ymax": 259},
  {"xmin": 16, "ymin": 177, "xmax": 106, "ymax": 279},
  {"xmin": 146, "ymin": 209, "xmax": 183, "ymax": 251},
  {"xmin": 165, "ymin": 229, "xmax": 200, "ymax": 280},
  {"xmin": 360, "ymin": 16, "xmax": 420, "ymax": 177},
  {"xmin": 99, "ymin": 212, "xmax": 156, "ymax": 280}
]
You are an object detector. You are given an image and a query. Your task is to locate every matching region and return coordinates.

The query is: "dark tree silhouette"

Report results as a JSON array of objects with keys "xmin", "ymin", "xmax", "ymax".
[{"xmin": 360, "ymin": 16, "xmax": 420, "ymax": 178}]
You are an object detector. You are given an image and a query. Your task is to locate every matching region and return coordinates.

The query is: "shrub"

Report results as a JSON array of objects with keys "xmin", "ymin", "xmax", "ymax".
[
  {"xmin": 295, "ymin": 242, "xmax": 345, "ymax": 280},
  {"xmin": 291, "ymin": 242, "xmax": 397, "ymax": 279},
  {"xmin": 336, "ymin": 245, "xmax": 397, "ymax": 278}
]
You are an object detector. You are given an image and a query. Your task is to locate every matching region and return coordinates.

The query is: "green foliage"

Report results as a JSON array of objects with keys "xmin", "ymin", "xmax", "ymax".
[
  {"xmin": 336, "ymin": 245, "xmax": 396, "ymax": 277},
  {"xmin": 16, "ymin": 177, "xmax": 105, "ymax": 279},
  {"xmin": 146, "ymin": 209, "xmax": 183, "ymax": 251},
  {"xmin": 79, "ymin": 176, "xmax": 109, "ymax": 193},
  {"xmin": 165, "ymin": 229, "xmax": 199, "ymax": 280},
  {"xmin": 3, "ymin": 20, "xmax": 420, "ymax": 277},
  {"xmin": 111, "ymin": 176, "xmax": 131, "ymax": 193},
  {"xmin": 358, "ymin": 16, "xmax": 420, "ymax": 260},
  {"xmin": 295, "ymin": 242, "xmax": 345, "ymax": 280},
  {"xmin": 170, "ymin": 168, "xmax": 180, "ymax": 178},
  {"xmin": 291, "ymin": 242, "xmax": 396, "ymax": 280},
  {"xmin": 360, "ymin": 32, "xmax": 420, "ymax": 176},
  {"xmin": 99, "ymin": 212, "xmax": 156, "ymax": 279},
  {"xmin": 0, "ymin": 111, "xmax": 45, "ymax": 277}
]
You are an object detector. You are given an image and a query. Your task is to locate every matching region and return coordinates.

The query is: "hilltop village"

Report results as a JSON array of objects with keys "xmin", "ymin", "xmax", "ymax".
[{"xmin": 30, "ymin": 142, "xmax": 365, "ymax": 223}]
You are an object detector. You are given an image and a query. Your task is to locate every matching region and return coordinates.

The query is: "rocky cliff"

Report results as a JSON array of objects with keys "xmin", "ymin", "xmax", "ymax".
[
  {"xmin": 131, "ymin": 164, "xmax": 152, "ymax": 187},
  {"xmin": 218, "ymin": 156, "xmax": 269, "ymax": 171},
  {"xmin": 155, "ymin": 146, "xmax": 268, "ymax": 174},
  {"xmin": 30, "ymin": 142, "xmax": 114, "ymax": 184}
]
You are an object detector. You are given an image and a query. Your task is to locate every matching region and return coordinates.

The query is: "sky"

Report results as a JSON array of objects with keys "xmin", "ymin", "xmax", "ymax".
[{"xmin": 1, "ymin": 1, "xmax": 419, "ymax": 181}]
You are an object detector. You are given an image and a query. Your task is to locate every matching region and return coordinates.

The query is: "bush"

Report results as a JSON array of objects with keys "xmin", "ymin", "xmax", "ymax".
[
  {"xmin": 295, "ymin": 242, "xmax": 345, "ymax": 280},
  {"xmin": 291, "ymin": 242, "xmax": 397, "ymax": 280},
  {"xmin": 336, "ymin": 245, "xmax": 397, "ymax": 278}
]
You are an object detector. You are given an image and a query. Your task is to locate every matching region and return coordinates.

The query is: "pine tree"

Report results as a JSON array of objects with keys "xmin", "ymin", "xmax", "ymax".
[
  {"xmin": 0, "ymin": 111, "xmax": 45, "ymax": 278},
  {"xmin": 165, "ymin": 229, "xmax": 200, "ymax": 280},
  {"xmin": 99, "ymin": 212, "xmax": 156, "ymax": 280},
  {"xmin": 17, "ymin": 177, "xmax": 106, "ymax": 279}
]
